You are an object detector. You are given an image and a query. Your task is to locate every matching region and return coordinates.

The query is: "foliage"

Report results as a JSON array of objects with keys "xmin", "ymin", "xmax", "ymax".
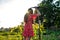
[
  {"xmin": 36, "ymin": 0, "xmax": 60, "ymax": 29},
  {"xmin": 0, "ymin": 22, "xmax": 60, "ymax": 40}
]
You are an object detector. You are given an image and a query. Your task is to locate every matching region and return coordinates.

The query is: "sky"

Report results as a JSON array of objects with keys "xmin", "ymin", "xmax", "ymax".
[{"xmin": 0, "ymin": 0, "xmax": 42, "ymax": 28}]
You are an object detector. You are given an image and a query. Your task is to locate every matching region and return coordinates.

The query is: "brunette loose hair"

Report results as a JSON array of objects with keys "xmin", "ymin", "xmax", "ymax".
[{"xmin": 24, "ymin": 8, "xmax": 33, "ymax": 23}]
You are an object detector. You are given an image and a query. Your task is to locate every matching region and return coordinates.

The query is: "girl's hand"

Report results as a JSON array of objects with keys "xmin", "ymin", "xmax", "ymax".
[
  {"xmin": 33, "ymin": 20, "xmax": 35, "ymax": 24},
  {"xmin": 37, "ymin": 13, "xmax": 41, "ymax": 17}
]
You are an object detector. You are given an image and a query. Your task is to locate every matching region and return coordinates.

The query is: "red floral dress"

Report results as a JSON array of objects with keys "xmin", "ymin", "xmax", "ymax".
[{"xmin": 23, "ymin": 14, "xmax": 38, "ymax": 37}]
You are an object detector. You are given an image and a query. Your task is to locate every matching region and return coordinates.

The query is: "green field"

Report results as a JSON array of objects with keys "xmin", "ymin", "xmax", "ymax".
[{"xmin": 0, "ymin": 29, "xmax": 60, "ymax": 40}]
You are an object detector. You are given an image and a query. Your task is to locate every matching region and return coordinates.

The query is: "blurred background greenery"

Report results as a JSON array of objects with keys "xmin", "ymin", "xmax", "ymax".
[{"xmin": 0, "ymin": 0, "xmax": 60, "ymax": 40}]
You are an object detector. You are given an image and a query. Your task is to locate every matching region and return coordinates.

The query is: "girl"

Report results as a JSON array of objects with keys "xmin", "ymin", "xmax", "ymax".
[
  {"xmin": 23, "ymin": 8, "xmax": 40, "ymax": 40},
  {"xmin": 23, "ymin": 8, "xmax": 34, "ymax": 40},
  {"xmin": 33, "ymin": 8, "xmax": 41, "ymax": 23}
]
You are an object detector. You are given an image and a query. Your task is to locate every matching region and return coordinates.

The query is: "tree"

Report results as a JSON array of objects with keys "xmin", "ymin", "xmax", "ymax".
[{"xmin": 36, "ymin": 0, "xmax": 60, "ymax": 29}]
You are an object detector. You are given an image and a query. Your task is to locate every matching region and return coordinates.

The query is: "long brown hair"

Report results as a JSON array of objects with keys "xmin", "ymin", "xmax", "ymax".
[
  {"xmin": 34, "ymin": 9, "xmax": 38, "ymax": 14},
  {"xmin": 24, "ymin": 8, "xmax": 33, "ymax": 23}
]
